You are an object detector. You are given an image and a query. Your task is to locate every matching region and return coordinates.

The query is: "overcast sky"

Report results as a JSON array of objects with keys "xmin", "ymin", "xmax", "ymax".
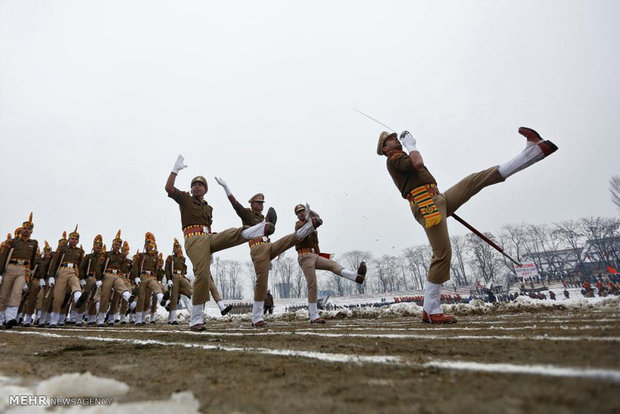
[{"xmin": 1, "ymin": 1, "xmax": 618, "ymax": 282}]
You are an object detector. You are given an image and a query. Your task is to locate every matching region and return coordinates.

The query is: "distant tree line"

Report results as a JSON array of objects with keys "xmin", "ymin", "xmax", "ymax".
[{"xmin": 208, "ymin": 216, "xmax": 620, "ymax": 299}]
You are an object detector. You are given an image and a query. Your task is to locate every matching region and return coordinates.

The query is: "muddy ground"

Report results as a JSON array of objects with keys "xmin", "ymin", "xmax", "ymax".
[{"xmin": 1, "ymin": 307, "xmax": 619, "ymax": 414}]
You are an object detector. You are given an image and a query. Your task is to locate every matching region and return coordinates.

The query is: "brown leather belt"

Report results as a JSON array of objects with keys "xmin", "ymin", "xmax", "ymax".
[
  {"xmin": 297, "ymin": 248, "xmax": 315, "ymax": 255},
  {"xmin": 406, "ymin": 183, "xmax": 439, "ymax": 202},
  {"xmin": 183, "ymin": 225, "xmax": 211, "ymax": 238},
  {"xmin": 9, "ymin": 259, "xmax": 30, "ymax": 266},
  {"xmin": 249, "ymin": 237, "xmax": 270, "ymax": 248}
]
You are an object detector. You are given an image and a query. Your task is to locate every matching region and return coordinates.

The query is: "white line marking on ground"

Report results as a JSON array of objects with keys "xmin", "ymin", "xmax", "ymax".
[{"xmin": 3, "ymin": 330, "xmax": 619, "ymax": 383}]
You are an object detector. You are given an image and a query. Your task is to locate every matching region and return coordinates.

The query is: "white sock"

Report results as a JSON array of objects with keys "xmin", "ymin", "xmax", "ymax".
[
  {"xmin": 96, "ymin": 313, "xmax": 106, "ymax": 325},
  {"xmin": 340, "ymin": 269, "xmax": 358, "ymax": 282},
  {"xmin": 69, "ymin": 309, "xmax": 77, "ymax": 322},
  {"xmin": 241, "ymin": 220, "xmax": 266, "ymax": 239},
  {"xmin": 58, "ymin": 314, "xmax": 66, "ymax": 324},
  {"xmin": 73, "ymin": 291, "xmax": 81, "ymax": 305},
  {"xmin": 216, "ymin": 301, "xmax": 226, "ymax": 312},
  {"xmin": 122, "ymin": 291, "xmax": 131, "ymax": 302},
  {"xmin": 156, "ymin": 293, "xmax": 163, "ymax": 303},
  {"xmin": 190, "ymin": 304, "xmax": 204, "ymax": 327},
  {"xmin": 423, "ymin": 280, "xmax": 443, "ymax": 315},
  {"xmin": 252, "ymin": 301, "xmax": 264, "ymax": 323},
  {"xmin": 24, "ymin": 314, "xmax": 32, "ymax": 325},
  {"xmin": 50, "ymin": 312, "xmax": 60, "ymax": 326},
  {"xmin": 308, "ymin": 302, "xmax": 319, "ymax": 321},
  {"xmin": 295, "ymin": 221, "xmax": 314, "ymax": 240},
  {"xmin": 76, "ymin": 312, "xmax": 85, "ymax": 324},
  {"xmin": 168, "ymin": 310, "xmax": 177, "ymax": 323},
  {"xmin": 5, "ymin": 306, "xmax": 18, "ymax": 322},
  {"xmin": 498, "ymin": 143, "xmax": 544, "ymax": 179}
]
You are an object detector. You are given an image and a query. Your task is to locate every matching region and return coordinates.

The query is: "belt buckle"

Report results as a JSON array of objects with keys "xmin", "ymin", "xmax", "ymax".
[
  {"xmin": 16, "ymin": 259, "xmax": 25, "ymax": 265},
  {"xmin": 111, "ymin": 270, "xmax": 118, "ymax": 274},
  {"xmin": 175, "ymin": 270, "xmax": 182, "ymax": 274},
  {"xmin": 144, "ymin": 271, "xmax": 151, "ymax": 275},
  {"xmin": 67, "ymin": 263, "xmax": 74, "ymax": 268}
]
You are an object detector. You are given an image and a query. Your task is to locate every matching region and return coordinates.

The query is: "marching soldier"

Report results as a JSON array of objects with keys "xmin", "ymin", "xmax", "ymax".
[
  {"xmin": 22, "ymin": 241, "xmax": 53, "ymax": 327},
  {"xmin": 37, "ymin": 231, "xmax": 67, "ymax": 326},
  {"xmin": 377, "ymin": 126, "xmax": 557, "ymax": 323},
  {"xmin": 293, "ymin": 204, "xmax": 366, "ymax": 324},
  {"xmin": 165, "ymin": 238, "xmax": 192, "ymax": 325},
  {"xmin": 0, "ymin": 214, "xmax": 38, "ymax": 328},
  {"xmin": 214, "ymin": 179, "xmax": 315, "ymax": 327},
  {"xmin": 132, "ymin": 233, "xmax": 163, "ymax": 326},
  {"xmin": 116, "ymin": 241, "xmax": 134, "ymax": 324},
  {"xmin": 47, "ymin": 225, "xmax": 86, "ymax": 327},
  {"xmin": 146, "ymin": 253, "xmax": 165, "ymax": 324},
  {"xmin": 166, "ymin": 155, "xmax": 278, "ymax": 331},
  {"xmin": 94, "ymin": 230, "xmax": 136, "ymax": 326},
  {"xmin": 76, "ymin": 234, "xmax": 105, "ymax": 325}
]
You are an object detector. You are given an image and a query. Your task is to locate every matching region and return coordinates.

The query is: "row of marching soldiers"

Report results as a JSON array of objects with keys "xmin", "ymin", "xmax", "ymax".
[{"xmin": 0, "ymin": 213, "xmax": 232, "ymax": 329}]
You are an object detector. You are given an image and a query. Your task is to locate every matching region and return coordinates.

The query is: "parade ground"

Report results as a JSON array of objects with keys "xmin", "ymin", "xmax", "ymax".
[{"xmin": 1, "ymin": 299, "xmax": 619, "ymax": 414}]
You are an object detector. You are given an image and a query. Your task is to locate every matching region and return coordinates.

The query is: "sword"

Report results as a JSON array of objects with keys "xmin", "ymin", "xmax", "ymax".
[
  {"xmin": 2, "ymin": 248, "xmax": 14, "ymax": 276},
  {"xmin": 353, "ymin": 109, "xmax": 396, "ymax": 132}
]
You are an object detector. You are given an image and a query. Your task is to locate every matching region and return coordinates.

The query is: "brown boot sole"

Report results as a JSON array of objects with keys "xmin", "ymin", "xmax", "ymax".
[{"xmin": 539, "ymin": 140, "xmax": 558, "ymax": 157}]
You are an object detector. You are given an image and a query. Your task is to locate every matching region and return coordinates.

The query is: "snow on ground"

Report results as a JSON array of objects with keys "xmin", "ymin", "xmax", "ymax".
[
  {"xmin": 0, "ymin": 372, "xmax": 200, "ymax": 413},
  {"xmin": 157, "ymin": 285, "xmax": 619, "ymax": 324}
]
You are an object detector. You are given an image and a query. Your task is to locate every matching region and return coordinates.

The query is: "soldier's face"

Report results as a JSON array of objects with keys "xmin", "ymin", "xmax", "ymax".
[
  {"xmin": 191, "ymin": 182, "xmax": 207, "ymax": 197},
  {"xmin": 296, "ymin": 210, "xmax": 307, "ymax": 221},
  {"xmin": 21, "ymin": 227, "xmax": 32, "ymax": 238},
  {"xmin": 93, "ymin": 245, "xmax": 102, "ymax": 254},
  {"xmin": 251, "ymin": 201, "xmax": 264, "ymax": 212},
  {"xmin": 383, "ymin": 136, "xmax": 402, "ymax": 153},
  {"xmin": 44, "ymin": 251, "xmax": 52, "ymax": 258},
  {"xmin": 174, "ymin": 246, "xmax": 182, "ymax": 255},
  {"xmin": 69, "ymin": 236, "xmax": 79, "ymax": 247},
  {"xmin": 112, "ymin": 241, "xmax": 121, "ymax": 252}
]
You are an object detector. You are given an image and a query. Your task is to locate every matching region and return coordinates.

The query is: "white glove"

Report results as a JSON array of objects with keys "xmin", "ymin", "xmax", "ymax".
[
  {"xmin": 39, "ymin": 279, "xmax": 46, "ymax": 288},
  {"xmin": 80, "ymin": 279, "xmax": 86, "ymax": 287},
  {"xmin": 95, "ymin": 280, "xmax": 102, "ymax": 288},
  {"xmin": 167, "ymin": 280, "xmax": 174, "ymax": 288},
  {"xmin": 171, "ymin": 154, "xmax": 187, "ymax": 174},
  {"xmin": 399, "ymin": 131, "xmax": 418, "ymax": 153},
  {"xmin": 0, "ymin": 275, "xmax": 3, "ymax": 285},
  {"xmin": 48, "ymin": 277, "xmax": 55, "ymax": 286},
  {"xmin": 23, "ymin": 283, "xmax": 29, "ymax": 292},
  {"xmin": 134, "ymin": 277, "xmax": 141, "ymax": 286},
  {"xmin": 214, "ymin": 177, "xmax": 232, "ymax": 196}
]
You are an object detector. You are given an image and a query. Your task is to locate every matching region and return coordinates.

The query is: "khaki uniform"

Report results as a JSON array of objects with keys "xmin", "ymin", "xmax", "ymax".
[
  {"xmin": 294, "ymin": 222, "xmax": 342, "ymax": 303},
  {"xmin": 386, "ymin": 150, "xmax": 504, "ymax": 283},
  {"xmin": 48, "ymin": 244, "xmax": 84, "ymax": 313},
  {"xmin": 165, "ymin": 254, "xmax": 192, "ymax": 311},
  {"xmin": 23, "ymin": 254, "xmax": 51, "ymax": 316},
  {"xmin": 228, "ymin": 195, "xmax": 298, "ymax": 301},
  {"xmin": 0, "ymin": 237, "xmax": 38, "ymax": 313},
  {"xmin": 97, "ymin": 250, "xmax": 131, "ymax": 317},
  {"xmin": 168, "ymin": 188, "xmax": 247, "ymax": 305},
  {"xmin": 132, "ymin": 251, "xmax": 162, "ymax": 312},
  {"xmin": 78, "ymin": 251, "xmax": 103, "ymax": 315}
]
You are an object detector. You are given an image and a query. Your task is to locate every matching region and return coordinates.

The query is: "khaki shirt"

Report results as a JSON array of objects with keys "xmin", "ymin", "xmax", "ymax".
[
  {"xmin": 228, "ymin": 195, "xmax": 263, "ymax": 226},
  {"xmin": 168, "ymin": 188, "xmax": 213, "ymax": 231},
  {"xmin": 33, "ymin": 255, "xmax": 52, "ymax": 280},
  {"xmin": 295, "ymin": 220, "xmax": 319, "ymax": 252},
  {"xmin": 80, "ymin": 252, "xmax": 103, "ymax": 279},
  {"xmin": 0, "ymin": 237, "xmax": 38, "ymax": 274},
  {"xmin": 49, "ymin": 245, "xmax": 85, "ymax": 277},
  {"xmin": 96, "ymin": 250, "xmax": 127, "ymax": 279},
  {"xmin": 165, "ymin": 254, "xmax": 187, "ymax": 278},
  {"xmin": 386, "ymin": 151, "xmax": 437, "ymax": 199},
  {"xmin": 132, "ymin": 251, "xmax": 159, "ymax": 278}
]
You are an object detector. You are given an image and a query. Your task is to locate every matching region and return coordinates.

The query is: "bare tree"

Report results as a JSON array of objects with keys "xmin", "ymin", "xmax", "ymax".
[
  {"xmin": 466, "ymin": 232, "xmax": 501, "ymax": 285},
  {"xmin": 450, "ymin": 235, "xmax": 469, "ymax": 286},
  {"xmin": 610, "ymin": 175, "xmax": 620, "ymax": 211},
  {"xmin": 402, "ymin": 245, "xmax": 431, "ymax": 290},
  {"xmin": 341, "ymin": 250, "xmax": 372, "ymax": 294}
]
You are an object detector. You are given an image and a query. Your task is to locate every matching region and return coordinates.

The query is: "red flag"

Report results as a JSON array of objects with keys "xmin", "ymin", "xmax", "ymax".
[{"xmin": 607, "ymin": 266, "xmax": 619, "ymax": 275}]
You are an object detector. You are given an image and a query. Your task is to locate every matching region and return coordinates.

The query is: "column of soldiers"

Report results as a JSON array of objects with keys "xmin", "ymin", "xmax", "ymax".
[{"xmin": 0, "ymin": 218, "xmax": 204, "ymax": 329}]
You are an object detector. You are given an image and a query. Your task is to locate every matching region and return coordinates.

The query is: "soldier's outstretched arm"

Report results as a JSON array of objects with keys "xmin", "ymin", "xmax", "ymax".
[
  {"xmin": 400, "ymin": 131, "xmax": 425, "ymax": 170},
  {"xmin": 166, "ymin": 154, "xmax": 187, "ymax": 195},
  {"xmin": 215, "ymin": 177, "xmax": 247, "ymax": 218}
]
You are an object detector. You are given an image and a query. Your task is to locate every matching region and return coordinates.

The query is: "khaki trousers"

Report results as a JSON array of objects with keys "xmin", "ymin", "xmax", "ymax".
[
  {"xmin": 99, "ymin": 274, "xmax": 130, "ymax": 314},
  {"xmin": 52, "ymin": 268, "xmax": 80, "ymax": 313},
  {"xmin": 411, "ymin": 166, "xmax": 504, "ymax": 284},
  {"xmin": 251, "ymin": 233, "xmax": 298, "ymax": 301},
  {"xmin": 111, "ymin": 276, "xmax": 132, "ymax": 315},
  {"xmin": 0, "ymin": 264, "xmax": 27, "ymax": 310},
  {"xmin": 169, "ymin": 274, "xmax": 192, "ymax": 311},
  {"xmin": 137, "ymin": 276, "xmax": 162, "ymax": 312},
  {"xmin": 23, "ymin": 279, "xmax": 41, "ymax": 315},
  {"xmin": 298, "ymin": 253, "xmax": 344, "ymax": 303},
  {"xmin": 184, "ymin": 227, "xmax": 246, "ymax": 305},
  {"xmin": 37, "ymin": 285, "xmax": 54, "ymax": 314}
]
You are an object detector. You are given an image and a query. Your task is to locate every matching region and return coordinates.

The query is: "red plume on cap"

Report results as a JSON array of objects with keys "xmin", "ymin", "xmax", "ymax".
[
  {"xmin": 43, "ymin": 240, "xmax": 52, "ymax": 252},
  {"xmin": 14, "ymin": 227, "xmax": 22, "ymax": 237},
  {"xmin": 113, "ymin": 230, "xmax": 122, "ymax": 243},
  {"xmin": 144, "ymin": 232, "xmax": 156, "ymax": 247},
  {"xmin": 121, "ymin": 241, "xmax": 130, "ymax": 253},
  {"xmin": 22, "ymin": 212, "xmax": 34, "ymax": 229},
  {"xmin": 93, "ymin": 234, "xmax": 103, "ymax": 247}
]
